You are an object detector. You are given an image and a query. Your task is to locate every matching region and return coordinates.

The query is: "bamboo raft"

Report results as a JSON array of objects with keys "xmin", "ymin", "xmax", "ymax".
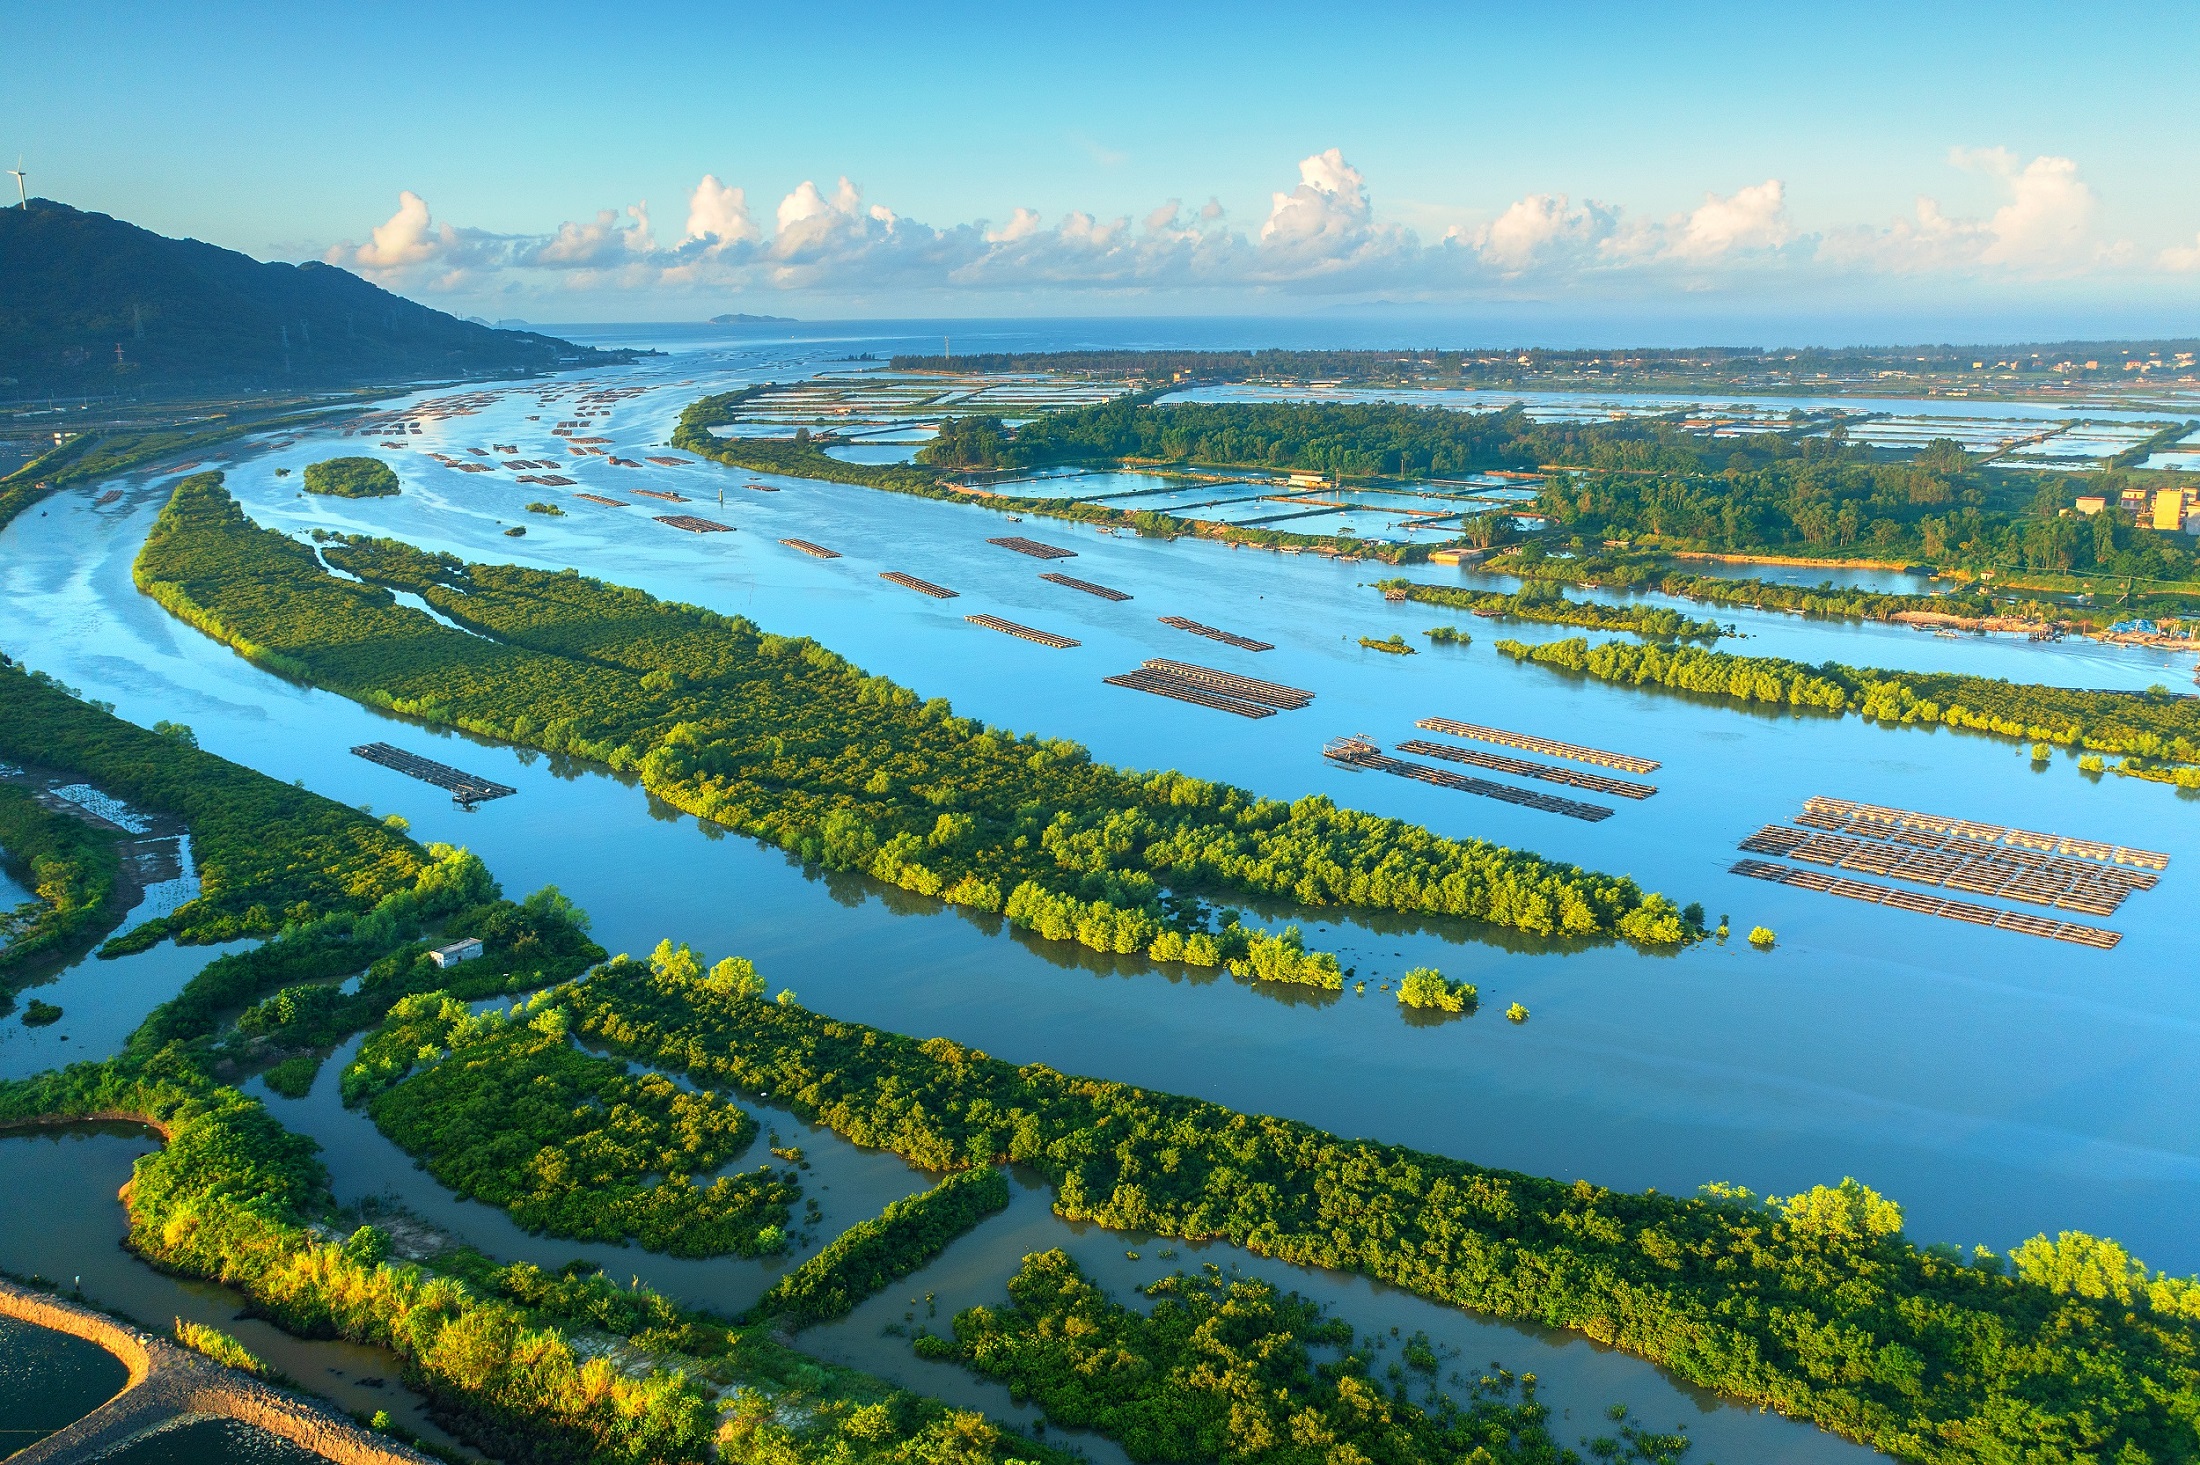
[
  {"xmin": 748, "ymin": 483, "xmax": 779, "ymax": 492},
  {"xmin": 574, "ymin": 493, "xmax": 628, "ymax": 507},
  {"xmin": 1397, "ymin": 739, "xmax": 1657, "ymax": 799},
  {"xmin": 987, "ymin": 536, "xmax": 1077, "ymax": 560},
  {"xmin": 352, "ymin": 742, "xmax": 516, "ymax": 807},
  {"xmin": 1323, "ymin": 736, "xmax": 1614, "ymax": 822},
  {"xmin": 515, "ymin": 474, "xmax": 576, "ymax": 487},
  {"xmin": 967, "ymin": 614, "xmax": 1079, "ymax": 648},
  {"xmin": 1157, "ymin": 616, "xmax": 1273, "ymax": 652},
  {"xmin": 882, "ymin": 572, "xmax": 957, "ymax": 599},
  {"xmin": 1737, "ymin": 824, "xmax": 2152, "ymax": 918},
  {"xmin": 1142, "ymin": 659, "xmax": 1311, "ymax": 709},
  {"xmin": 1105, "ymin": 669, "xmax": 1276, "ymax": 718},
  {"xmin": 1795, "ymin": 796, "xmax": 2169, "ymax": 870},
  {"xmin": 1729, "ymin": 858, "xmax": 2120, "ymax": 949},
  {"xmin": 781, "ymin": 539, "xmax": 841, "ymax": 559},
  {"xmin": 654, "ymin": 515, "xmax": 733, "ymax": 534},
  {"xmin": 645, "ymin": 456, "xmax": 689, "ymax": 467},
  {"xmin": 1413, "ymin": 718, "xmax": 1659, "ymax": 773},
  {"xmin": 630, "ymin": 487, "xmax": 688, "ymax": 502},
  {"xmin": 1040, "ymin": 572, "xmax": 1131, "ymax": 601}
]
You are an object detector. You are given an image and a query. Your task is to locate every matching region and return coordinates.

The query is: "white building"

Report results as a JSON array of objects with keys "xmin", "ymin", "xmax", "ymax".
[{"xmin": 429, "ymin": 937, "xmax": 484, "ymax": 969}]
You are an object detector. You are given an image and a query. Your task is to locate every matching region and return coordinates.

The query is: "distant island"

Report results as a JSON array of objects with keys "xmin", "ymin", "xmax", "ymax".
[
  {"xmin": 0, "ymin": 199, "xmax": 638, "ymax": 397},
  {"xmin": 708, "ymin": 312, "xmax": 796, "ymax": 325}
]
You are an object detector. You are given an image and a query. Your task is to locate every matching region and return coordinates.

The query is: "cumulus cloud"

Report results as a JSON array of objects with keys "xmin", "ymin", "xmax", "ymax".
[
  {"xmin": 986, "ymin": 206, "xmax": 1044, "ymax": 243},
  {"xmin": 1472, "ymin": 193, "xmax": 1616, "ymax": 271},
  {"xmin": 341, "ymin": 190, "xmax": 441, "ymax": 270},
  {"xmin": 684, "ymin": 174, "xmax": 758, "ymax": 248},
  {"xmin": 1828, "ymin": 148, "xmax": 2108, "ymax": 276},
  {"xmin": 1673, "ymin": 179, "xmax": 1792, "ymax": 258},
  {"xmin": 326, "ymin": 145, "xmax": 2170, "ymax": 305}
]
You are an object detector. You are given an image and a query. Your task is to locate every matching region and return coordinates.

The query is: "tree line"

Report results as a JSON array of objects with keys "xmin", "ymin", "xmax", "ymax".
[
  {"xmin": 565, "ymin": 948, "xmax": 2200, "ymax": 1465},
  {"xmin": 1494, "ymin": 635, "xmax": 2200, "ymax": 764},
  {"xmin": 133, "ymin": 476, "xmax": 1698, "ymax": 965}
]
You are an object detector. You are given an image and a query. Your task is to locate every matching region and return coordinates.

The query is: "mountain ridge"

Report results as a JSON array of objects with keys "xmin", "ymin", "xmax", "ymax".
[{"xmin": 0, "ymin": 200, "xmax": 631, "ymax": 396}]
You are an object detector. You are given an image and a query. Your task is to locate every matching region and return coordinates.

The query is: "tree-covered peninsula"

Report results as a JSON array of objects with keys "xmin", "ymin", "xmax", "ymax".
[
  {"xmin": 131, "ymin": 476, "xmax": 1697, "ymax": 962},
  {"xmin": 1494, "ymin": 634, "xmax": 2200, "ymax": 765},
  {"xmin": 563, "ymin": 946, "xmax": 2200, "ymax": 1465}
]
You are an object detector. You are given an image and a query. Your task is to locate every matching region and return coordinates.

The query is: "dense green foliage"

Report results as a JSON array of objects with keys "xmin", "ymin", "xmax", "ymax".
[
  {"xmin": 1376, "ymin": 579, "xmax": 1724, "ymax": 640},
  {"xmin": 220, "ymin": 883, "xmax": 604, "ymax": 1098},
  {"xmin": 570, "ymin": 951, "xmax": 2200, "ymax": 1464},
  {"xmin": 671, "ymin": 396, "xmax": 1419, "ymax": 564},
  {"xmin": 0, "ymin": 661, "xmax": 430, "ymax": 950},
  {"xmin": 301, "ymin": 455, "xmax": 399, "ymax": 497},
  {"xmin": 1395, "ymin": 966, "xmax": 1475, "ymax": 1014},
  {"xmin": 1486, "ymin": 550, "xmax": 2002, "ymax": 620},
  {"xmin": 0, "ymin": 782, "xmax": 123, "ymax": 977},
  {"xmin": 0, "ymin": 1054, "xmax": 725, "ymax": 1464},
  {"xmin": 1534, "ymin": 454, "xmax": 2200, "ymax": 581},
  {"xmin": 752, "ymin": 1167, "xmax": 1012, "ymax": 1327},
  {"xmin": 344, "ymin": 979, "xmax": 798, "ymax": 1258},
  {"xmin": 0, "ymin": 682, "xmax": 1070, "ymax": 1465},
  {"xmin": 133, "ymin": 476, "xmax": 1694, "ymax": 957},
  {"xmin": 1495, "ymin": 635, "xmax": 2200, "ymax": 762},
  {"xmin": 926, "ymin": 1248, "xmax": 1601, "ymax": 1465},
  {"xmin": 917, "ymin": 398, "xmax": 1534, "ymax": 478},
  {"xmin": 0, "ymin": 199, "xmax": 614, "ymax": 393}
]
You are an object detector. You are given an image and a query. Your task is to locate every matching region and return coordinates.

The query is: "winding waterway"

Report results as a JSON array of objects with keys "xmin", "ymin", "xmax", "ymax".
[{"xmin": 1, "ymin": 322, "xmax": 2194, "ymax": 1461}]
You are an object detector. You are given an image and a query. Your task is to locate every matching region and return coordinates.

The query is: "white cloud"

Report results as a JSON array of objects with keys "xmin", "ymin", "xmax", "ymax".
[
  {"xmin": 335, "ymin": 191, "xmax": 443, "ymax": 271},
  {"xmin": 326, "ymin": 144, "xmax": 2171, "ymax": 306},
  {"xmin": 684, "ymin": 174, "xmax": 758, "ymax": 247},
  {"xmin": 1673, "ymin": 179, "xmax": 1792, "ymax": 258},
  {"xmin": 1474, "ymin": 193, "xmax": 1615, "ymax": 271},
  {"xmin": 2162, "ymin": 234, "xmax": 2200, "ymax": 272},
  {"xmin": 529, "ymin": 203, "xmax": 655, "ymax": 269},
  {"xmin": 986, "ymin": 207, "xmax": 1044, "ymax": 243},
  {"xmin": 1829, "ymin": 149, "xmax": 2106, "ymax": 276}
]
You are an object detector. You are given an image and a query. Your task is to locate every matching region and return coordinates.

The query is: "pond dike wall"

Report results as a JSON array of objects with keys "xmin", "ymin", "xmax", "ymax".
[{"xmin": 0, "ymin": 1276, "xmax": 434, "ymax": 1465}]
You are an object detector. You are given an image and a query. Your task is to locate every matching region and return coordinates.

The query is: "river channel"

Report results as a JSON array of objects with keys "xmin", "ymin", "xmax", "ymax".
[{"xmin": 0, "ymin": 322, "xmax": 2192, "ymax": 1459}]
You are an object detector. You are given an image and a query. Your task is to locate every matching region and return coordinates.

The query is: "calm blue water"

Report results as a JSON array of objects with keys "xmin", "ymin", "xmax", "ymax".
[{"xmin": 0, "ymin": 322, "xmax": 2192, "ymax": 1464}]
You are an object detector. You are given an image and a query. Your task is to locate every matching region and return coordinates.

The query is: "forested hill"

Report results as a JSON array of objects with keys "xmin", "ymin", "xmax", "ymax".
[{"xmin": 0, "ymin": 200, "xmax": 626, "ymax": 394}]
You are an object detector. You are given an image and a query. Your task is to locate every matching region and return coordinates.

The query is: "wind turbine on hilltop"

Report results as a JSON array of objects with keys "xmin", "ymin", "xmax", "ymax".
[{"xmin": 6, "ymin": 159, "xmax": 25, "ymax": 208}]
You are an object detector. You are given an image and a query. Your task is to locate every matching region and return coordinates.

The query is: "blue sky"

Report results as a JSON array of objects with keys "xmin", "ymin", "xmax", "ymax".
[{"xmin": 14, "ymin": 1, "xmax": 2200, "ymax": 334}]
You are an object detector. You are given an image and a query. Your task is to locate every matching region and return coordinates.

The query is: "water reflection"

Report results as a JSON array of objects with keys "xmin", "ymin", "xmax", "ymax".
[{"xmin": 1, "ymin": 334, "xmax": 2196, "ymax": 1279}]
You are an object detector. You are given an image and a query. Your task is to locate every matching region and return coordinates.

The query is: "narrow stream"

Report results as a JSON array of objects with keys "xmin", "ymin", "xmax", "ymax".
[{"xmin": 254, "ymin": 1035, "xmax": 1886, "ymax": 1463}]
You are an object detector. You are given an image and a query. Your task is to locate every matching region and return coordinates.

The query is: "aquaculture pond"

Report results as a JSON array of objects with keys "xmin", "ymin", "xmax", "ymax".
[
  {"xmin": 0, "ymin": 1315, "xmax": 130, "ymax": 1454},
  {"xmin": 2, "ymin": 332, "xmax": 2195, "ymax": 1277},
  {"xmin": 0, "ymin": 323, "xmax": 2195, "ymax": 1464}
]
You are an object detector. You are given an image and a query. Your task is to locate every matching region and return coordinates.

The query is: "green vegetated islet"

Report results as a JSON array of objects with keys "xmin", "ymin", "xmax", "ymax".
[
  {"xmin": 131, "ymin": 475, "xmax": 1696, "ymax": 966},
  {"xmin": 0, "ymin": 779, "xmax": 123, "ymax": 979},
  {"xmin": 1495, "ymin": 634, "xmax": 2200, "ymax": 764},
  {"xmin": 343, "ymin": 971, "xmax": 799, "ymax": 1258},
  {"xmin": 0, "ymin": 684, "xmax": 1074, "ymax": 1465},
  {"xmin": 567, "ymin": 949, "xmax": 2200, "ymax": 1465},
  {"xmin": 1377, "ymin": 578, "xmax": 1725, "ymax": 641},
  {"xmin": 301, "ymin": 456, "xmax": 400, "ymax": 498},
  {"xmin": 671, "ymin": 390, "xmax": 1426, "ymax": 563},
  {"xmin": 925, "ymin": 1248, "xmax": 1623, "ymax": 1465},
  {"xmin": 1395, "ymin": 966, "xmax": 1476, "ymax": 1014},
  {"xmin": 752, "ymin": 1166, "xmax": 1011, "ymax": 1327}
]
